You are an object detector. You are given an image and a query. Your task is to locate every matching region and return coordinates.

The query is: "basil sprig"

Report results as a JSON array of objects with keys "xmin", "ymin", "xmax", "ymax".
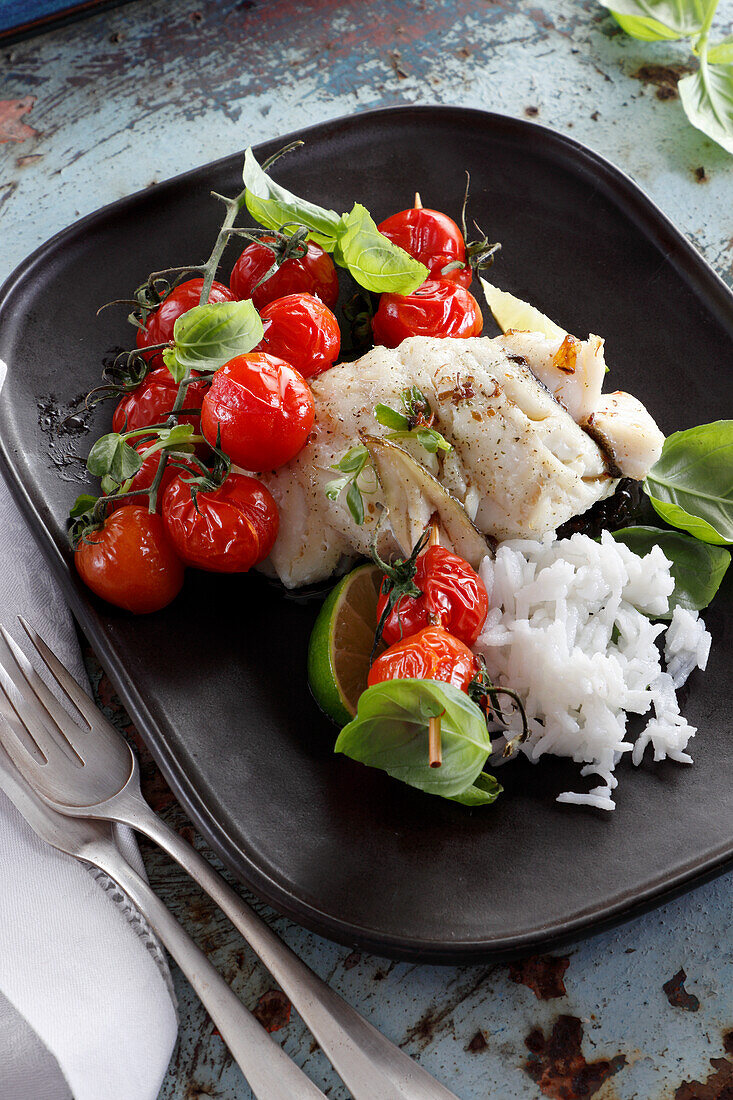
[
  {"xmin": 612, "ymin": 526, "xmax": 731, "ymax": 616},
  {"xmin": 644, "ymin": 421, "xmax": 733, "ymax": 545},
  {"xmin": 374, "ymin": 386, "xmax": 452, "ymax": 455},
  {"xmin": 325, "ymin": 444, "xmax": 372, "ymax": 525},
  {"xmin": 602, "ymin": 1, "xmax": 733, "ymax": 155},
  {"xmin": 243, "ymin": 148, "xmax": 428, "ymax": 295},
  {"xmin": 335, "ymin": 678, "xmax": 501, "ymax": 806},
  {"xmin": 162, "ymin": 300, "xmax": 263, "ymax": 381}
]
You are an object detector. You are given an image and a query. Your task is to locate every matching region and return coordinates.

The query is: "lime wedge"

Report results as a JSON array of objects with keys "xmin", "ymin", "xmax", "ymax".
[
  {"xmin": 307, "ymin": 563, "xmax": 383, "ymax": 726},
  {"xmin": 480, "ymin": 277, "xmax": 566, "ymax": 341}
]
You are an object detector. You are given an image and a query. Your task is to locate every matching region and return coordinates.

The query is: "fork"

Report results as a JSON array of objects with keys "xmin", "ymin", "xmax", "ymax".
[
  {"xmin": 0, "ymin": 619, "xmax": 461, "ymax": 1100},
  {"xmin": 0, "ymin": 739, "xmax": 327, "ymax": 1100}
]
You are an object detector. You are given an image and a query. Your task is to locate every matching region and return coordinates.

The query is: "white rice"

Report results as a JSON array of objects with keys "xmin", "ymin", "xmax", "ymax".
[{"xmin": 474, "ymin": 531, "xmax": 711, "ymax": 810}]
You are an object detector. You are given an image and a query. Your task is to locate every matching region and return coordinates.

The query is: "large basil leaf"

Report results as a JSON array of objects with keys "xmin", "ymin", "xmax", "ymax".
[
  {"xmin": 163, "ymin": 300, "xmax": 264, "ymax": 380},
  {"xmin": 679, "ymin": 60, "xmax": 733, "ymax": 155},
  {"xmin": 336, "ymin": 204, "xmax": 429, "ymax": 295},
  {"xmin": 707, "ymin": 37, "xmax": 733, "ymax": 63},
  {"xmin": 612, "ymin": 526, "xmax": 730, "ymax": 616},
  {"xmin": 600, "ymin": 0, "xmax": 710, "ymax": 40},
  {"xmin": 243, "ymin": 147, "xmax": 341, "ymax": 252},
  {"xmin": 335, "ymin": 678, "xmax": 495, "ymax": 801},
  {"xmin": 645, "ymin": 421, "xmax": 733, "ymax": 544}
]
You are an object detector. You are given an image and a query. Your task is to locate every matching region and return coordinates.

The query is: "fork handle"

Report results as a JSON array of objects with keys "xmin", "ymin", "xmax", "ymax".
[
  {"xmin": 89, "ymin": 842, "xmax": 327, "ymax": 1100},
  {"xmin": 128, "ymin": 800, "xmax": 461, "ymax": 1100}
]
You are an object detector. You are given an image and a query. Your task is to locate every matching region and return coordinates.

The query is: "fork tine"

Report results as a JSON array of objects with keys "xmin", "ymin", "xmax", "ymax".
[
  {"xmin": 0, "ymin": 628, "xmax": 83, "ymax": 765},
  {"xmin": 0, "ymin": 626, "xmax": 88, "ymax": 752},
  {"xmin": 0, "ymin": 674, "xmax": 47, "ymax": 765},
  {"xmin": 19, "ymin": 617, "xmax": 100, "ymax": 728}
]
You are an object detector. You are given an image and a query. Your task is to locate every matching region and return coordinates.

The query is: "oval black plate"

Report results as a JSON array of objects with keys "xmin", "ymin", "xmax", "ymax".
[{"xmin": 1, "ymin": 106, "xmax": 732, "ymax": 963}]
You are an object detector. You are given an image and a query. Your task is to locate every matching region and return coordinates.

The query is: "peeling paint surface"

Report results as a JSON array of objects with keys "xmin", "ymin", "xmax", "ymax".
[{"xmin": 3, "ymin": 1, "xmax": 733, "ymax": 1096}]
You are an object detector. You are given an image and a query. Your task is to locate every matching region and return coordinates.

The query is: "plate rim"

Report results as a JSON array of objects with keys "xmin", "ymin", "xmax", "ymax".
[{"xmin": 1, "ymin": 103, "xmax": 732, "ymax": 962}]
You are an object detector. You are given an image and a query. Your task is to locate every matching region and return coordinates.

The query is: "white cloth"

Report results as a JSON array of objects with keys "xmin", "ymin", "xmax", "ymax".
[{"xmin": 0, "ymin": 362, "xmax": 178, "ymax": 1099}]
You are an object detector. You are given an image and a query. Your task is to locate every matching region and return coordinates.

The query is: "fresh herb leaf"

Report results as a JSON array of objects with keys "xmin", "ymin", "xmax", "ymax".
[
  {"xmin": 612, "ymin": 525, "xmax": 731, "ymax": 615},
  {"xmin": 346, "ymin": 479, "xmax": 365, "ymax": 525},
  {"xmin": 69, "ymin": 493, "xmax": 98, "ymax": 519},
  {"xmin": 336, "ymin": 203, "xmax": 429, "ymax": 295},
  {"xmin": 163, "ymin": 300, "xmax": 264, "ymax": 380},
  {"xmin": 243, "ymin": 147, "xmax": 341, "ymax": 252},
  {"xmin": 449, "ymin": 771, "xmax": 503, "ymax": 806},
  {"xmin": 707, "ymin": 36, "xmax": 733, "ymax": 63},
  {"xmin": 335, "ymin": 678, "xmax": 496, "ymax": 803},
  {"xmin": 326, "ymin": 445, "xmax": 372, "ymax": 524},
  {"xmin": 679, "ymin": 59, "xmax": 733, "ymax": 155},
  {"xmin": 157, "ymin": 423, "xmax": 196, "ymax": 447},
  {"xmin": 416, "ymin": 427, "xmax": 452, "ymax": 454},
  {"xmin": 374, "ymin": 403, "xmax": 409, "ymax": 431},
  {"xmin": 334, "ymin": 444, "xmax": 369, "ymax": 475},
  {"xmin": 644, "ymin": 420, "xmax": 733, "ymax": 544},
  {"xmin": 86, "ymin": 434, "xmax": 143, "ymax": 481},
  {"xmin": 600, "ymin": 0, "xmax": 710, "ymax": 40}
]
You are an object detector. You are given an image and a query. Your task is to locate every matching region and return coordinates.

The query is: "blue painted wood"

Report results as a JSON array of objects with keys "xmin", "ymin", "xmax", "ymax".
[{"xmin": 2, "ymin": 1, "xmax": 733, "ymax": 1096}]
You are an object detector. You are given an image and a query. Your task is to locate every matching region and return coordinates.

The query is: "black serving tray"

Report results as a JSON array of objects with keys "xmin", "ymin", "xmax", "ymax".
[{"xmin": 1, "ymin": 106, "xmax": 731, "ymax": 962}]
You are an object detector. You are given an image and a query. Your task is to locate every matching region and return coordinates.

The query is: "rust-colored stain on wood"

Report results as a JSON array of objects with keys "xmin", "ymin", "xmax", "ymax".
[
  {"xmin": 509, "ymin": 954, "xmax": 570, "ymax": 1000},
  {"xmin": 0, "ymin": 96, "xmax": 38, "ymax": 143},
  {"xmin": 524, "ymin": 1015, "xmax": 626, "ymax": 1099}
]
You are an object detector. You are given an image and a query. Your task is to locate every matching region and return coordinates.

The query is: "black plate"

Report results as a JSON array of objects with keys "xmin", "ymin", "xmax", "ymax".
[{"xmin": 1, "ymin": 106, "xmax": 732, "ymax": 963}]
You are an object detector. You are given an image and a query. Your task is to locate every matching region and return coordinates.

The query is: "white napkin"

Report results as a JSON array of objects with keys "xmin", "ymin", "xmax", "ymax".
[{"xmin": 0, "ymin": 363, "xmax": 178, "ymax": 1099}]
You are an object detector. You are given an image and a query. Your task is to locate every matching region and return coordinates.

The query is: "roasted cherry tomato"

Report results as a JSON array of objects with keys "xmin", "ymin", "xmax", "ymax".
[
  {"xmin": 201, "ymin": 352, "xmax": 315, "ymax": 471},
  {"xmin": 75, "ymin": 506, "xmax": 184, "ymax": 614},
  {"xmin": 256, "ymin": 293, "xmax": 341, "ymax": 379},
  {"xmin": 377, "ymin": 546, "xmax": 488, "ymax": 648},
  {"xmin": 136, "ymin": 278, "xmax": 235, "ymax": 365},
  {"xmin": 229, "ymin": 237, "xmax": 339, "ymax": 310},
  {"xmin": 378, "ymin": 207, "xmax": 471, "ymax": 288},
  {"xmin": 371, "ymin": 280, "xmax": 483, "ymax": 349},
  {"xmin": 112, "ymin": 369, "xmax": 209, "ymax": 435},
  {"xmin": 368, "ymin": 625, "xmax": 478, "ymax": 692},
  {"xmin": 110, "ymin": 441, "xmax": 197, "ymax": 511},
  {"xmin": 162, "ymin": 472, "xmax": 279, "ymax": 572}
]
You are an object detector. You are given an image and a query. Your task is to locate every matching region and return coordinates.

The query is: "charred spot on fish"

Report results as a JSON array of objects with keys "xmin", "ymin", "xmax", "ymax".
[
  {"xmin": 507, "ymin": 353, "xmax": 529, "ymax": 366},
  {"xmin": 509, "ymin": 954, "xmax": 570, "ymax": 1000},
  {"xmin": 663, "ymin": 968, "xmax": 701, "ymax": 1012},
  {"xmin": 437, "ymin": 376, "xmax": 476, "ymax": 405},
  {"xmin": 552, "ymin": 335, "xmax": 581, "ymax": 375},
  {"xmin": 556, "ymin": 478, "xmax": 643, "ymax": 540},
  {"xmin": 524, "ymin": 1015, "xmax": 626, "ymax": 1099}
]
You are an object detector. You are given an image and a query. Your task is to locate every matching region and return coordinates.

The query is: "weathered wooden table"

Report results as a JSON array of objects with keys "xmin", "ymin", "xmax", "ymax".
[{"xmin": 2, "ymin": 2, "xmax": 733, "ymax": 1097}]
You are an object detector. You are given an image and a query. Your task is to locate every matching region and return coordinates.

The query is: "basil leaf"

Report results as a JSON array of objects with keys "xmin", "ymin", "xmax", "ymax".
[
  {"xmin": 335, "ymin": 678, "xmax": 495, "ymax": 801},
  {"xmin": 612, "ymin": 526, "xmax": 731, "ymax": 616},
  {"xmin": 707, "ymin": 37, "xmax": 733, "ymax": 63},
  {"xmin": 336, "ymin": 203, "xmax": 429, "ymax": 295},
  {"xmin": 601, "ymin": 0, "xmax": 709, "ymax": 40},
  {"xmin": 449, "ymin": 771, "xmax": 503, "ymax": 806},
  {"xmin": 164, "ymin": 300, "xmax": 264, "ymax": 380},
  {"xmin": 645, "ymin": 420, "xmax": 733, "ymax": 544},
  {"xmin": 69, "ymin": 493, "xmax": 97, "ymax": 519},
  {"xmin": 87, "ymin": 434, "xmax": 143, "ymax": 481},
  {"xmin": 679, "ymin": 60, "xmax": 733, "ymax": 155},
  {"xmin": 374, "ymin": 403, "xmax": 409, "ymax": 431},
  {"xmin": 346, "ymin": 479, "xmax": 365, "ymax": 525},
  {"xmin": 243, "ymin": 147, "xmax": 341, "ymax": 252}
]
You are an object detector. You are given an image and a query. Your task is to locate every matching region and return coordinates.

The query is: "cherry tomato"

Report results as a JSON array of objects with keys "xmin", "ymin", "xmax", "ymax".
[
  {"xmin": 112, "ymin": 369, "xmax": 209, "ymax": 435},
  {"xmin": 378, "ymin": 207, "xmax": 471, "ymax": 288},
  {"xmin": 230, "ymin": 237, "xmax": 339, "ymax": 310},
  {"xmin": 377, "ymin": 547, "xmax": 488, "ymax": 648},
  {"xmin": 162, "ymin": 472, "xmax": 279, "ymax": 572},
  {"xmin": 201, "ymin": 353, "xmax": 314, "ymax": 471},
  {"xmin": 136, "ymin": 278, "xmax": 235, "ymax": 366},
  {"xmin": 371, "ymin": 280, "xmax": 483, "ymax": 349},
  {"xmin": 75, "ymin": 506, "xmax": 184, "ymax": 614},
  {"xmin": 368, "ymin": 625, "xmax": 478, "ymax": 692},
  {"xmin": 109, "ymin": 441, "xmax": 197, "ymax": 511},
  {"xmin": 256, "ymin": 293, "xmax": 341, "ymax": 379}
]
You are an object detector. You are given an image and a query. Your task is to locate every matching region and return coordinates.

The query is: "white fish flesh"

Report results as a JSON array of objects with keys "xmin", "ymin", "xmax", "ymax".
[{"xmin": 257, "ymin": 335, "xmax": 642, "ymax": 588}]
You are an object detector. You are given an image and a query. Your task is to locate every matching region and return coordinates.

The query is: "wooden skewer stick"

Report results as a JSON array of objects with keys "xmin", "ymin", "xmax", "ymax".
[
  {"xmin": 413, "ymin": 191, "xmax": 423, "ymax": 210},
  {"xmin": 427, "ymin": 519, "xmax": 442, "ymax": 768}
]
